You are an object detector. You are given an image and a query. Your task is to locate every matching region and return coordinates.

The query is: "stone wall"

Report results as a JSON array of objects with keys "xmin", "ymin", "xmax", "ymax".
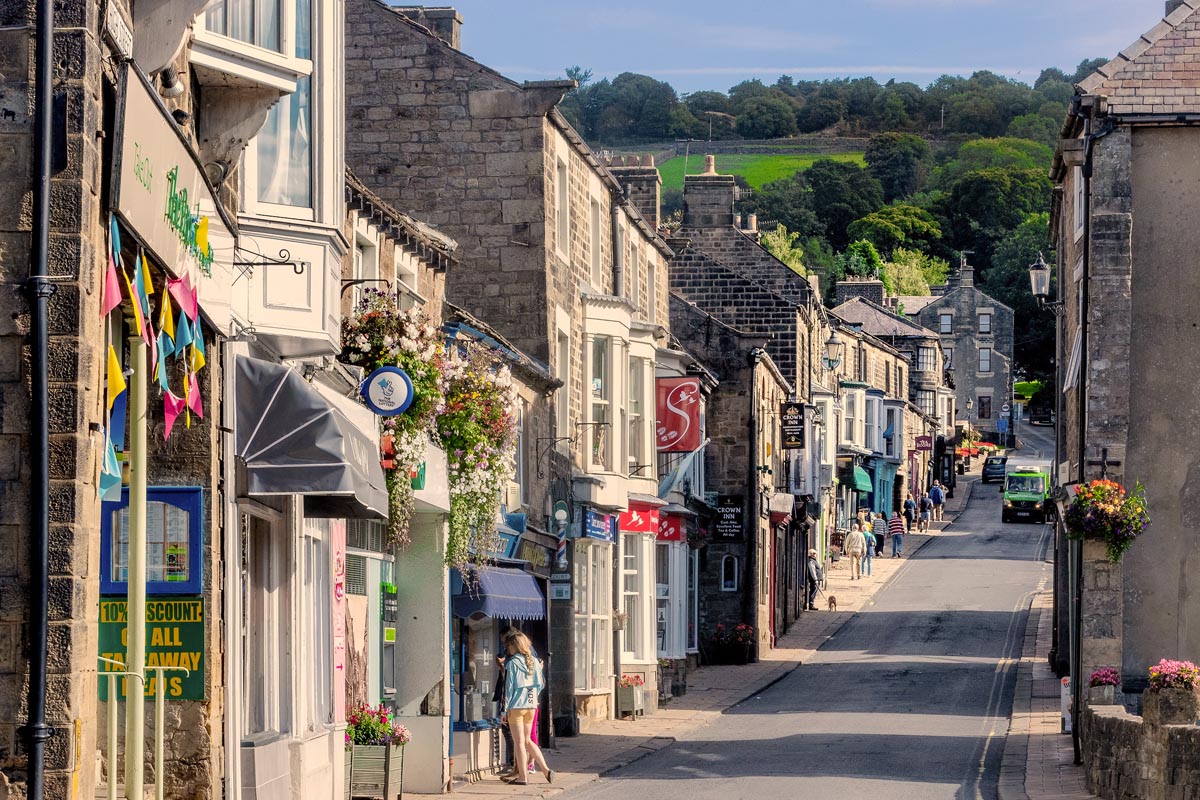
[{"xmin": 1083, "ymin": 705, "xmax": 1200, "ymax": 799}]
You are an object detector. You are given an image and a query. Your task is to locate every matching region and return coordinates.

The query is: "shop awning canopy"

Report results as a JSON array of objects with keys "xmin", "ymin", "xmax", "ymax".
[
  {"xmin": 234, "ymin": 355, "xmax": 387, "ymax": 520},
  {"xmin": 851, "ymin": 466, "xmax": 873, "ymax": 492},
  {"xmin": 453, "ymin": 567, "xmax": 545, "ymax": 621}
]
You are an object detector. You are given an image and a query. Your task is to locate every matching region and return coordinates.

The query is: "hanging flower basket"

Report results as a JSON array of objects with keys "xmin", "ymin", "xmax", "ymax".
[{"xmin": 1063, "ymin": 479, "xmax": 1149, "ymax": 563}]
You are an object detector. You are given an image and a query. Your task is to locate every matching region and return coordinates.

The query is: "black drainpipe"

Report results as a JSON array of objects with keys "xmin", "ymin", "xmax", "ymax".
[
  {"xmin": 746, "ymin": 349, "xmax": 763, "ymax": 657},
  {"xmin": 610, "ymin": 190, "xmax": 625, "ymax": 298},
  {"xmin": 21, "ymin": 0, "xmax": 58, "ymax": 788}
]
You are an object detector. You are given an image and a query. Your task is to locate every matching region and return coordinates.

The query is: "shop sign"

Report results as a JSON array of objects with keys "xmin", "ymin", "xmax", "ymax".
[
  {"xmin": 619, "ymin": 503, "xmax": 660, "ymax": 533},
  {"xmin": 657, "ymin": 514, "xmax": 684, "ymax": 542},
  {"xmin": 584, "ymin": 509, "xmax": 615, "ymax": 542},
  {"xmin": 781, "ymin": 402, "xmax": 805, "ymax": 450},
  {"xmin": 916, "ymin": 435, "xmax": 933, "ymax": 452},
  {"xmin": 361, "ymin": 366, "xmax": 415, "ymax": 417},
  {"xmin": 517, "ymin": 538, "xmax": 553, "ymax": 570},
  {"xmin": 98, "ymin": 597, "xmax": 205, "ymax": 700},
  {"xmin": 714, "ymin": 495, "xmax": 744, "ymax": 541},
  {"xmin": 550, "ymin": 583, "xmax": 571, "ymax": 601},
  {"xmin": 111, "ymin": 65, "xmax": 235, "ymax": 330},
  {"xmin": 656, "ymin": 377, "xmax": 702, "ymax": 452}
]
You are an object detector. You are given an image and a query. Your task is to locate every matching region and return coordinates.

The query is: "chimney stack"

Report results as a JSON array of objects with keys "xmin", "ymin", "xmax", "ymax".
[
  {"xmin": 608, "ymin": 153, "xmax": 662, "ymax": 229},
  {"xmin": 958, "ymin": 254, "xmax": 975, "ymax": 288},
  {"xmin": 1167, "ymin": 0, "xmax": 1187, "ymax": 14},
  {"xmin": 394, "ymin": 7, "xmax": 464, "ymax": 49},
  {"xmin": 681, "ymin": 156, "xmax": 736, "ymax": 228}
]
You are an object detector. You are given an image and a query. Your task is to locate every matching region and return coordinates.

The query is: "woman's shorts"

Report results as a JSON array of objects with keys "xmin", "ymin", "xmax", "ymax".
[{"xmin": 507, "ymin": 707, "xmax": 536, "ymax": 725}]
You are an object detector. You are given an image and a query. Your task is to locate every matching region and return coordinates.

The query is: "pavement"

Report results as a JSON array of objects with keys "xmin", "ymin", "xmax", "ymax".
[{"xmin": 451, "ymin": 477, "xmax": 976, "ymax": 798}]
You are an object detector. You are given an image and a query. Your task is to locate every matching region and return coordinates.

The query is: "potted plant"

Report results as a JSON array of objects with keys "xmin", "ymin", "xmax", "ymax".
[
  {"xmin": 729, "ymin": 623, "xmax": 756, "ymax": 664},
  {"xmin": 1088, "ymin": 667, "xmax": 1120, "ymax": 705},
  {"xmin": 1143, "ymin": 659, "xmax": 1200, "ymax": 726},
  {"xmin": 616, "ymin": 674, "xmax": 645, "ymax": 718},
  {"xmin": 346, "ymin": 703, "xmax": 412, "ymax": 799},
  {"xmin": 1063, "ymin": 479, "xmax": 1150, "ymax": 563}
]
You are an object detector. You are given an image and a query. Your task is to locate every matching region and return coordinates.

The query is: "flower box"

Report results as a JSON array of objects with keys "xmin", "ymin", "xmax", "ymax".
[
  {"xmin": 349, "ymin": 743, "xmax": 405, "ymax": 799},
  {"xmin": 1088, "ymin": 685, "xmax": 1115, "ymax": 706},
  {"xmin": 616, "ymin": 686, "xmax": 644, "ymax": 717},
  {"xmin": 344, "ymin": 748, "xmax": 353, "ymax": 799},
  {"xmin": 1143, "ymin": 687, "xmax": 1200, "ymax": 727}
]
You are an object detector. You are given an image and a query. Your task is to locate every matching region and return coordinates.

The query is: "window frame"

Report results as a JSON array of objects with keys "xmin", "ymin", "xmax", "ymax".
[
  {"xmin": 556, "ymin": 160, "xmax": 570, "ymax": 258},
  {"xmin": 720, "ymin": 554, "xmax": 739, "ymax": 592},
  {"xmin": 917, "ymin": 346, "xmax": 937, "ymax": 372},
  {"xmin": 572, "ymin": 539, "xmax": 612, "ymax": 692},
  {"xmin": 621, "ymin": 533, "xmax": 642, "ymax": 662},
  {"xmin": 978, "ymin": 347, "xmax": 992, "ymax": 374},
  {"xmin": 241, "ymin": 510, "xmax": 292, "ymax": 738},
  {"xmin": 555, "ymin": 324, "xmax": 571, "ymax": 439},
  {"xmin": 589, "ymin": 199, "xmax": 603, "ymax": 288},
  {"xmin": 977, "ymin": 395, "xmax": 993, "ymax": 420},
  {"xmin": 978, "ymin": 313, "xmax": 992, "ymax": 335},
  {"xmin": 917, "ymin": 390, "xmax": 936, "ymax": 417},
  {"xmin": 864, "ymin": 396, "xmax": 879, "ymax": 452},
  {"xmin": 589, "ymin": 335, "xmax": 614, "ymax": 471},
  {"xmin": 627, "ymin": 357, "xmax": 646, "ymax": 476},
  {"xmin": 939, "ymin": 313, "xmax": 953, "ymax": 334}
]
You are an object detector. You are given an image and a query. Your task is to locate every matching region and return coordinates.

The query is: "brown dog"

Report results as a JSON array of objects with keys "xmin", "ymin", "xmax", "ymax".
[{"xmin": 827, "ymin": 595, "xmax": 837, "ymax": 612}]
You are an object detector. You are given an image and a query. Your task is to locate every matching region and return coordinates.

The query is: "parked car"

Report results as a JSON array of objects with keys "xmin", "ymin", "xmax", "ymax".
[
  {"xmin": 1001, "ymin": 469, "xmax": 1052, "ymax": 524},
  {"xmin": 981, "ymin": 456, "xmax": 1008, "ymax": 484}
]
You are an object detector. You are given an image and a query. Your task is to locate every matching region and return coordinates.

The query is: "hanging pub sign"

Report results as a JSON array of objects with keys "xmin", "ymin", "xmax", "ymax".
[
  {"xmin": 656, "ymin": 377, "xmax": 702, "ymax": 452},
  {"xmin": 916, "ymin": 435, "xmax": 934, "ymax": 452},
  {"xmin": 714, "ymin": 495, "xmax": 745, "ymax": 541},
  {"xmin": 98, "ymin": 596, "xmax": 205, "ymax": 700},
  {"xmin": 111, "ymin": 63, "xmax": 235, "ymax": 331},
  {"xmin": 781, "ymin": 402, "xmax": 805, "ymax": 450},
  {"xmin": 361, "ymin": 366, "xmax": 415, "ymax": 417}
]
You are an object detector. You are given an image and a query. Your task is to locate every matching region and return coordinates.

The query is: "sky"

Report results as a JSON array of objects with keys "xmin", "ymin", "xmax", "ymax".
[{"xmin": 438, "ymin": 0, "xmax": 1167, "ymax": 93}]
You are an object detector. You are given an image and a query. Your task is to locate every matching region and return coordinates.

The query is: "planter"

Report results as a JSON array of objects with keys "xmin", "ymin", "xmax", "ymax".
[
  {"xmin": 1143, "ymin": 687, "xmax": 1200, "ymax": 727},
  {"xmin": 616, "ymin": 686, "xmax": 644, "ymax": 718},
  {"xmin": 1088, "ymin": 685, "xmax": 1116, "ymax": 706},
  {"xmin": 344, "ymin": 749, "xmax": 353, "ymax": 799},
  {"xmin": 350, "ymin": 744, "xmax": 405, "ymax": 799},
  {"xmin": 705, "ymin": 643, "xmax": 751, "ymax": 666}
]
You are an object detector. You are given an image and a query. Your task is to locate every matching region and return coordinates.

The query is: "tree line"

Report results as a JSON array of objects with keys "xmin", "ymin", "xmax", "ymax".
[{"xmin": 559, "ymin": 61, "xmax": 1106, "ymax": 149}]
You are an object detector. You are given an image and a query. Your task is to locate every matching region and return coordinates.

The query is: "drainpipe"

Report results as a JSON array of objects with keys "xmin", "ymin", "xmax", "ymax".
[
  {"xmin": 746, "ymin": 349, "xmax": 763, "ymax": 658},
  {"xmin": 21, "ymin": 0, "xmax": 58, "ymax": 788},
  {"xmin": 610, "ymin": 193, "xmax": 624, "ymax": 298}
]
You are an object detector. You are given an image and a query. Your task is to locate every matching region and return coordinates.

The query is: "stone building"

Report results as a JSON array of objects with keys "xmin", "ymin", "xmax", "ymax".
[
  {"xmin": 668, "ymin": 294, "xmax": 795, "ymax": 652},
  {"xmin": 903, "ymin": 258, "xmax": 1014, "ymax": 436},
  {"xmin": 1049, "ymin": 0, "xmax": 1200, "ymax": 746},
  {"xmin": 343, "ymin": 3, "xmax": 674, "ymax": 738}
]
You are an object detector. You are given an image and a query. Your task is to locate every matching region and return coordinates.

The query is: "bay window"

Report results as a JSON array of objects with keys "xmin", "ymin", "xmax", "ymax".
[
  {"xmin": 590, "ymin": 336, "xmax": 612, "ymax": 470},
  {"xmin": 864, "ymin": 396, "xmax": 878, "ymax": 452},
  {"xmin": 884, "ymin": 407, "xmax": 898, "ymax": 458},
  {"xmin": 205, "ymin": 0, "xmax": 281, "ymax": 50},
  {"xmin": 917, "ymin": 390, "xmax": 936, "ymax": 417},
  {"xmin": 627, "ymin": 357, "xmax": 646, "ymax": 475},
  {"xmin": 843, "ymin": 392, "xmax": 858, "ymax": 444},
  {"xmin": 917, "ymin": 346, "xmax": 937, "ymax": 372},
  {"xmin": 257, "ymin": 76, "xmax": 312, "ymax": 208},
  {"xmin": 573, "ymin": 540, "xmax": 611, "ymax": 691}
]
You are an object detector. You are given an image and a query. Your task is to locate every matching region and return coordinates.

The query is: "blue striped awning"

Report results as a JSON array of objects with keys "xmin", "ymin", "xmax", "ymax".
[{"xmin": 452, "ymin": 567, "xmax": 545, "ymax": 621}]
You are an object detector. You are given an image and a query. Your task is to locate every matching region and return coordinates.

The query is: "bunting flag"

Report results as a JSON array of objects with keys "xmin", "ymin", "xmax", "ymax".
[
  {"xmin": 186, "ymin": 374, "xmax": 203, "ymax": 420},
  {"xmin": 188, "ymin": 280, "xmax": 199, "ymax": 323},
  {"xmin": 183, "ymin": 371, "xmax": 192, "ymax": 429},
  {"xmin": 157, "ymin": 328, "xmax": 175, "ymax": 365},
  {"xmin": 158, "ymin": 285, "xmax": 175, "ymax": 340},
  {"xmin": 156, "ymin": 347, "xmax": 170, "ymax": 392},
  {"xmin": 110, "ymin": 390, "xmax": 127, "ymax": 452},
  {"xmin": 106, "ymin": 345, "xmax": 126, "ymax": 409},
  {"xmin": 190, "ymin": 325, "xmax": 206, "ymax": 372},
  {"xmin": 168, "ymin": 276, "xmax": 199, "ymax": 322},
  {"xmin": 99, "ymin": 434, "xmax": 122, "ymax": 501},
  {"xmin": 163, "ymin": 391, "xmax": 185, "ymax": 440},
  {"xmin": 102, "ymin": 252, "xmax": 123, "ymax": 317},
  {"xmin": 109, "ymin": 216, "xmax": 121, "ymax": 264},
  {"xmin": 196, "ymin": 217, "xmax": 209, "ymax": 256},
  {"xmin": 174, "ymin": 311, "xmax": 194, "ymax": 351},
  {"xmin": 133, "ymin": 252, "xmax": 151, "ymax": 320},
  {"xmin": 121, "ymin": 269, "xmax": 144, "ymax": 336}
]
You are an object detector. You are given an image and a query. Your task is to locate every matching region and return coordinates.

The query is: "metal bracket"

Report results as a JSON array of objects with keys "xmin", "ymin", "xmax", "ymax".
[
  {"xmin": 341, "ymin": 278, "xmax": 392, "ymax": 297},
  {"xmin": 232, "ymin": 247, "xmax": 308, "ymax": 284},
  {"xmin": 536, "ymin": 437, "xmax": 572, "ymax": 480}
]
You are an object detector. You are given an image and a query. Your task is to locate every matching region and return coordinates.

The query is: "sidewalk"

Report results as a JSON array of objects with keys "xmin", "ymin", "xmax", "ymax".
[
  {"xmin": 452, "ymin": 477, "xmax": 977, "ymax": 797},
  {"xmin": 998, "ymin": 591, "xmax": 1097, "ymax": 800}
]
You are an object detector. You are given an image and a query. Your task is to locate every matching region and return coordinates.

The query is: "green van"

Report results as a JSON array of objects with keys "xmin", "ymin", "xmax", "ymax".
[{"xmin": 1001, "ymin": 469, "xmax": 1051, "ymax": 523}]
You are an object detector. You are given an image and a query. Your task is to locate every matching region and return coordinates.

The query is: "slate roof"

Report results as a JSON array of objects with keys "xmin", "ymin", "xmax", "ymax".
[
  {"xmin": 832, "ymin": 296, "xmax": 936, "ymax": 339},
  {"xmin": 892, "ymin": 295, "xmax": 938, "ymax": 316},
  {"xmin": 1078, "ymin": 0, "xmax": 1200, "ymax": 115}
]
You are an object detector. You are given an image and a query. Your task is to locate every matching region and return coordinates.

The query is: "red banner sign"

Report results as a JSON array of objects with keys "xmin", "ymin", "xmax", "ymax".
[
  {"xmin": 916, "ymin": 435, "xmax": 933, "ymax": 452},
  {"xmin": 619, "ymin": 502, "xmax": 660, "ymax": 533},
  {"xmin": 658, "ymin": 514, "xmax": 683, "ymax": 542},
  {"xmin": 656, "ymin": 377, "xmax": 702, "ymax": 452}
]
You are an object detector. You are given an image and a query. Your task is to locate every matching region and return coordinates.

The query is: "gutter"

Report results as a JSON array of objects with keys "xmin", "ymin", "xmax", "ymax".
[{"xmin": 610, "ymin": 190, "xmax": 624, "ymax": 298}]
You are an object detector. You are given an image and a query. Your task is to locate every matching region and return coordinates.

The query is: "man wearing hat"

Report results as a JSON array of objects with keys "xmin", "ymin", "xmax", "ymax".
[{"xmin": 806, "ymin": 549, "xmax": 822, "ymax": 610}]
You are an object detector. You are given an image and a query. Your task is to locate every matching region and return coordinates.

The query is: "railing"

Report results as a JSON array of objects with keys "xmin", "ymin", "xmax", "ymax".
[{"xmin": 97, "ymin": 657, "xmax": 192, "ymax": 800}]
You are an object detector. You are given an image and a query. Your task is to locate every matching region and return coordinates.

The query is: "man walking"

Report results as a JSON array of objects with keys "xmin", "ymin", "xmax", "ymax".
[
  {"xmin": 806, "ymin": 549, "xmax": 822, "ymax": 610},
  {"xmin": 889, "ymin": 510, "xmax": 906, "ymax": 557},
  {"xmin": 844, "ymin": 522, "xmax": 867, "ymax": 580},
  {"xmin": 930, "ymin": 481, "xmax": 945, "ymax": 522}
]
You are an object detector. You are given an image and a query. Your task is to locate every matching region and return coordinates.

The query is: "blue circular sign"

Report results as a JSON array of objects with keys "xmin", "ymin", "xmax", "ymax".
[{"xmin": 362, "ymin": 366, "xmax": 414, "ymax": 417}]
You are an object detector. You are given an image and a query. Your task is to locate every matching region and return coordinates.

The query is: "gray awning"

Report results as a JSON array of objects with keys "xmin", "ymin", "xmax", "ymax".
[{"xmin": 235, "ymin": 355, "xmax": 387, "ymax": 520}]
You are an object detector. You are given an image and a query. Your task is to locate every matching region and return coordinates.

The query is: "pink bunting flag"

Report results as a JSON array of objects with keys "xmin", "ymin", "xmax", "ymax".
[
  {"xmin": 168, "ymin": 276, "xmax": 199, "ymax": 322},
  {"xmin": 102, "ymin": 253, "xmax": 123, "ymax": 316},
  {"xmin": 188, "ymin": 279, "xmax": 199, "ymax": 323},
  {"xmin": 163, "ymin": 391, "xmax": 185, "ymax": 440},
  {"xmin": 186, "ymin": 372, "xmax": 204, "ymax": 420}
]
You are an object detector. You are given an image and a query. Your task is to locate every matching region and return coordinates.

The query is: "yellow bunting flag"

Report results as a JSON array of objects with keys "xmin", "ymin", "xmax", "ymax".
[
  {"xmin": 121, "ymin": 269, "xmax": 144, "ymax": 336},
  {"xmin": 106, "ymin": 345, "xmax": 126, "ymax": 409},
  {"xmin": 190, "ymin": 343, "xmax": 205, "ymax": 373},
  {"xmin": 158, "ymin": 284, "xmax": 174, "ymax": 340},
  {"xmin": 196, "ymin": 216, "xmax": 209, "ymax": 256}
]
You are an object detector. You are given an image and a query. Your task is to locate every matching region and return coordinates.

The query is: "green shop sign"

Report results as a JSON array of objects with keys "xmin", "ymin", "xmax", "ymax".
[{"xmin": 98, "ymin": 596, "xmax": 205, "ymax": 700}]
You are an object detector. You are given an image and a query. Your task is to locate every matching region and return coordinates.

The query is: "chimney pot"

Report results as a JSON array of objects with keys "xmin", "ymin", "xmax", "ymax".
[
  {"xmin": 747, "ymin": 213, "xmax": 758, "ymax": 232},
  {"xmin": 702, "ymin": 154, "xmax": 717, "ymax": 175},
  {"xmin": 641, "ymin": 154, "xmax": 655, "ymax": 168}
]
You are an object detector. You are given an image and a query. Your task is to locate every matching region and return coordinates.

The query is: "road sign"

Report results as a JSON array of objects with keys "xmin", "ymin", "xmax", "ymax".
[
  {"xmin": 1001, "ymin": 402, "xmax": 1011, "ymax": 414},
  {"xmin": 998, "ymin": 419, "xmax": 1009, "ymax": 433}
]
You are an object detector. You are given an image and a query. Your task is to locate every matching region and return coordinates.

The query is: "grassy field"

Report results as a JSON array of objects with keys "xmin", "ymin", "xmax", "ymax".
[{"xmin": 656, "ymin": 152, "xmax": 865, "ymax": 191}]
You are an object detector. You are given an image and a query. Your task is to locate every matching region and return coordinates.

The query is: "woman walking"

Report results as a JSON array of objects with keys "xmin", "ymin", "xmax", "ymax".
[{"xmin": 502, "ymin": 631, "xmax": 553, "ymax": 785}]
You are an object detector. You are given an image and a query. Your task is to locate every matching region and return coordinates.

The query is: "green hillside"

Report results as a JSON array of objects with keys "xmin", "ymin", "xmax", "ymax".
[{"xmin": 657, "ymin": 152, "xmax": 865, "ymax": 191}]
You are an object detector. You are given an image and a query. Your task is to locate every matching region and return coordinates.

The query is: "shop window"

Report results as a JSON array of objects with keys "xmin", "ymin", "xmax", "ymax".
[
  {"xmin": 687, "ymin": 549, "xmax": 699, "ymax": 653},
  {"xmin": 573, "ymin": 539, "xmax": 611, "ymax": 691},
  {"xmin": 655, "ymin": 542, "xmax": 671, "ymax": 656},
  {"xmin": 454, "ymin": 616, "xmax": 502, "ymax": 724},
  {"xmin": 721, "ymin": 555, "xmax": 739, "ymax": 592},
  {"xmin": 301, "ymin": 523, "xmax": 332, "ymax": 731},
  {"xmin": 590, "ymin": 336, "xmax": 612, "ymax": 470},
  {"xmin": 101, "ymin": 487, "xmax": 204, "ymax": 595},
  {"xmin": 242, "ymin": 512, "xmax": 292, "ymax": 737},
  {"xmin": 621, "ymin": 534, "xmax": 642, "ymax": 661},
  {"xmin": 346, "ymin": 519, "xmax": 386, "ymax": 553}
]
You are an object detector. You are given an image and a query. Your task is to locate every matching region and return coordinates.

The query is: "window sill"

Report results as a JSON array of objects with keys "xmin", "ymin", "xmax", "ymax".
[
  {"xmin": 190, "ymin": 29, "xmax": 311, "ymax": 92},
  {"xmin": 573, "ymin": 688, "xmax": 612, "ymax": 697}
]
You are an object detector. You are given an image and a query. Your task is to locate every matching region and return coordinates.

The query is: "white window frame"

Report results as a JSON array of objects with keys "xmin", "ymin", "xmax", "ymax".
[
  {"xmin": 589, "ymin": 335, "xmax": 614, "ymax": 471},
  {"xmin": 720, "ymin": 554, "xmax": 739, "ymax": 592},
  {"xmin": 514, "ymin": 399, "xmax": 528, "ymax": 507},
  {"xmin": 686, "ymin": 549, "xmax": 699, "ymax": 653},
  {"xmin": 621, "ymin": 533, "xmax": 643, "ymax": 662},
  {"xmin": 865, "ymin": 396, "xmax": 879, "ymax": 452},
  {"xmin": 556, "ymin": 160, "xmax": 570, "ymax": 258},
  {"xmin": 628, "ymin": 241, "xmax": 640, "ymax": 307},
  {"xmin": 241, "ymin": 510, "xmax": 292, "ymax": 738},
  {"xmin": 978, "ymin": 313, "xmax": 992, "ymax": 335},
  {"xmin": 917, "ymin": 346, "xmax": 937, "ymax": 372},
  {"xmin": 884, "ymin": 407, "xmax": 898, "ymax": 458},
  {"xmin": 843, "ymin": 391, "xmax": 859, "ymax": 445},
  {"xmin": 917, "ymin": 390, "xmax": 936, "ymax": 417},
  {"xmin": 1073, "ymin": 165, "xmax": 1086, "ymax": 242},
  {"xmin": 646, "ymin": 259, "xmax": 657, "ymax": 324},
  {"xmin": 627, "ymin": 357, "xmax": 646, "ymax": 476},
  {"xmin": 573, "ymin": 539, "xmax": 612, "ymax": 692},
  {"xmin": 555, "ymin": 321, "xmax": 571, "ymax": 439},
  {"xmin": 300, "ymin": 519, "xmax": 332, "ymax": 733},
  {"xmin": 978, "ymin": 347, "xmax": 992, "ymax": 374}
]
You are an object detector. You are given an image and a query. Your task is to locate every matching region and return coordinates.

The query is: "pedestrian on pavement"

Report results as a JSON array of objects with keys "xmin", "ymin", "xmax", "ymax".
[
  {"xmin": 919, "ymin": 492, "xmax": 933, "ymax": 532},
  {"xmin": 863, "ymin": 526, "xmax": 873, "ymax": 576},
  {"xmin": 872, "ymin": 513, "xmax": 887, "ymax": 556},
  {"xmin": 930, "ymin": 481, "xmax": 946, "ymax": 522},
  {"xmin": 889, "ymin": 510, "xmax": 906, "ymax": 557},
  {"xmin": 844, "ymin": 522, "xmax": 867, "ymax": 580},
  {"xmin": 493, "ymin": 633, "xmax": 517, "ymax": 773},
  {"xmin": 806, "ymin": 549, "xmax": 822, "ymax": 610},
  {"xmin": 503, "ymin": 632, "xmax": 553, "ymax": 785},
  {"xmin": 903, "ymin": 493, "xmax": 917, "ymax": 532}
]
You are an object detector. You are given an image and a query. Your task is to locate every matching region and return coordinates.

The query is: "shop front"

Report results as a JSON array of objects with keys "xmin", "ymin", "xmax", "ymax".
[
  {"xmin": 571, "ymin": 507, "xmax": 617, "ymax": 727},
  {"xmin": 617, "ymin": 499, "xmax": 663, "ymax": 710}
]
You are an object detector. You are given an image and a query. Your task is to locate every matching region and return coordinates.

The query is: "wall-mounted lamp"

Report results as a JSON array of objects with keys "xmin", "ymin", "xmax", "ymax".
[{"xmin": 158, "ymin": 66, "xmax": 184, "ymax": 99}]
